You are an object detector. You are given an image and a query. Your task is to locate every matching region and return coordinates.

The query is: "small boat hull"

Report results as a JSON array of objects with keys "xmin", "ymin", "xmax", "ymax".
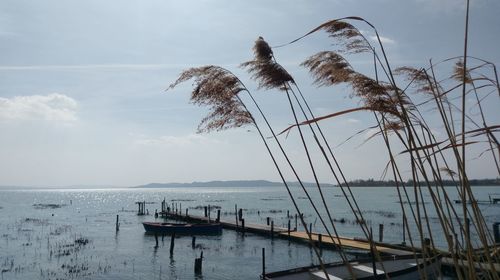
[
  {"xmin": 263, "ymin": 254, "xmax": 441, "ymax": 280},
  {"xmin": 142, "ymin": 222, "xmax": 222, "ymax": 235}
]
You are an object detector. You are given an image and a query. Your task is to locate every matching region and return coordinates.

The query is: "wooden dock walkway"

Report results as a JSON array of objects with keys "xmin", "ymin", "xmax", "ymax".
[{"xmin": 161, "ymin": 211, "xmax": 414, "ymax": 256}]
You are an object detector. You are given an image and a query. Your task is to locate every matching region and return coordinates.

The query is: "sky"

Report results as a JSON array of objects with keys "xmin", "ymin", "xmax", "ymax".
[{"xmin": 0, "ymin": 0, "xmax": 499, "ymax": 187}]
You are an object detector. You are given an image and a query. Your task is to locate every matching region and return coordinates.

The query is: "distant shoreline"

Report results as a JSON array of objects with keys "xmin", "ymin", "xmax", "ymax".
[
  {"xmin": 132, "ymin": 179, "xmax": 500, "ymax": 189},
  {"xmin": 1, "ymin": 179, "xmax": 499, "ymax": 190}
]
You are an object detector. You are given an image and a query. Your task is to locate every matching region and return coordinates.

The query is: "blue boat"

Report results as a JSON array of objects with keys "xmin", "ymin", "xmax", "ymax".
[{"xmin": 142, "ymin": 222, "xmax": 222, "ymax": 235}]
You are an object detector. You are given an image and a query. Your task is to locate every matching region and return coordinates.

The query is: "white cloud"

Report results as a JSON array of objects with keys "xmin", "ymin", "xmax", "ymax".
[
  {"xmin": 346, "ymin": 118, "xmax": 361, "ymax": 124},
  {"xmin": 370, "ymin": 35, "xmax": 396, "ymax": 45},
  {"xmin": 0, "ymin": 93, "xmax": 78, "ymax": 122}
]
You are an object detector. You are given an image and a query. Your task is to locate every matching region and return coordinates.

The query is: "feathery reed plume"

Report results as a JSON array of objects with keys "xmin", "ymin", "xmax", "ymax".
[
  {"xmin": 323, "ymin": 21, "xmax": 371, "ymax": 53},
  {"xmin": 168, "ymin": 66, "xmax": 253, "ymax": 132},
  {"xmin": 453, "ymin": 60, "xmax": 473, "ymax": 84},
  {"xmin": 241, "ymin": 60, "xmax": 294, "ymax": 90},
  {"xmin": 254, "ymin": 36, "xmax": 273, "ymax": 61},
  {"xmin": 394, "ymin": 66, "xmax": 435, "ymax": 95},
  {"xmin": 241, "ymin": 37, "xmax": 294, "ymax": 90},
  {"xmin": 301, "ymin": 51, "xmax": 354, "ymax": 86}
]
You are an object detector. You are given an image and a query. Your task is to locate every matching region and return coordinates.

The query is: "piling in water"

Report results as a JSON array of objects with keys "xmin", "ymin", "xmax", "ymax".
[
  {"xmin": 194, "ymin": 251, "xmax": 203, "ymax": 274},
  {"xmin": 115, "ymin": 215, "xmax": 119, "ymax": 231},
  {"xmin": 261, "ymin": 248, "xmax": 266, "ymax": 276},
  {"xmin": 493, "ymin": 223, "xmax": 500, "ymax": 243},
  {"xmin": 379, "ymin": 224, "xmax": 384, "ymax": 242},
  {"xmin": 170, "ymin": 233, "xmax": 176, "ymax": 255}
]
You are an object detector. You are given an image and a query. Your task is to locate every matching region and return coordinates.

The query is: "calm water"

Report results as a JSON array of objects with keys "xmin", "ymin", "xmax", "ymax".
[{"xmin": 0, "ymin": 185, "xmax": 498, "ymax": 279}]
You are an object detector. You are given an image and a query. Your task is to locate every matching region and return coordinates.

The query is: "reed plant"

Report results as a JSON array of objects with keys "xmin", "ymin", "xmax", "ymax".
[{"xmin": 168, "ymin": 2, "xmax": 499, "ymax": 278}]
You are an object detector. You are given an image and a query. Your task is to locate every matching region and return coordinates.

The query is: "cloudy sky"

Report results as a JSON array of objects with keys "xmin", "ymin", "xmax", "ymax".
[{"xmin": 1, "ymin": 0, "xmax": 499, "ymax": 187}]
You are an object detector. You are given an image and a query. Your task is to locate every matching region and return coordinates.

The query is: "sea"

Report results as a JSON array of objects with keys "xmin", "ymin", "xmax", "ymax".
[{"xmin": 0, "ymin": 185, "xmax": 498, "ymax": 279}]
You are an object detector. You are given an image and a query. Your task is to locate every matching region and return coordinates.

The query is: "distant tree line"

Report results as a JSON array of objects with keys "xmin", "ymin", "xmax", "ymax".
[{"xmin": 338, "ymin": 178, "xmax": 500, "ymax": 187}]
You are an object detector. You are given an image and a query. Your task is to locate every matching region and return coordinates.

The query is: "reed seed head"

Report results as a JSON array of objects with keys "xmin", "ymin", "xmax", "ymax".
[
  {"xmin": 301, "ymin": 51, "xmax": 354, "ymax": 86},
  {"xmin": 168, "ymin": 66, "xmax": 253, "ymax": 133},
  {"xmin": 254, "ymin": 36, "xmax": 273, "ymax": 61}
]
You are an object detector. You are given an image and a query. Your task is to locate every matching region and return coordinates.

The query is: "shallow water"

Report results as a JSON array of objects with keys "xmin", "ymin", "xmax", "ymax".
[{"xmin": 0, "ymin": 185, "xmax": 498, "ymax": 279}]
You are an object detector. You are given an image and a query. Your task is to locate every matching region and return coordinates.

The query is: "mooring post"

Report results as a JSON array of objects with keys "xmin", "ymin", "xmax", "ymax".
[
  {"xmin": 186, "ymin": 208, "xmax": 189, "ymax": 217},
  {"xmin": 170, "ymin": 233, "xmax": 176, "ymax": 255},
  {"xmin": 208, "ymin": 205, "xmax": 211, "ymax": 221},
  {"xmin": 234, "ymin": 204, "xmax": 238, "ymax": 228},
  {"xmin": 238, "ymin": 208, "xmax": 243, "ymax": 221},
  {"xmin": 262, "ymin": 248, "xmax": 266, "ymax": 277},
  {"xmin": 493, "ymin": 222, "xmax": 500, "ymax": 243},
  {"xmin": 194, "ymin": 251, "xmax": 203, "ymax": 274},
  {"xmin": 116, "ymin": 215, "xmax": 119, "ymax": 231},
  {"xmin": 379, "ymin": 224, "xmax": 384, "ymax": 242},
  {"xmin": 295, "ymin": 214, "xmax": 298, "ymax": 230},
  {"xmin": 241, "ymin": 218, "xmax": 245, "ymax": 234},
  {"xmin": 465, "ymin": 218, "xmax": 470, "ymax": 250},
  {"xmin": 266, "ymin": 217, "xmax": 270, "ymax": 226},
  {"xmin": 309, "ymin": 223, "xmax": 312, "ymax": 234},
  {"xmin": 402, "ymin": 216, "xmax": 406, "ymax": 245},
  {"xmin": 271, "ymin": 221, "xmax": 274, "ymax": 239},
  {"xmin": 192, "ymin": 236, "xmax": 196, "ymax": 249},
  {"xmin": 287, "ymin": 220, "xmax": 291, "ymax": 238},
  {"xmin": 287, "ymin": 210, "xmax": 289, "ymax": 218},
  {"xmin": 424, "ymin": 238, "xmax": 431, "ymax": 256},
  {"xmin": 204, "ymin": 206, "xmax": 208, "ymax": 218},
  {"xmin": 216, "ymin": 209, "xmax": 221, "ymax": 222}
]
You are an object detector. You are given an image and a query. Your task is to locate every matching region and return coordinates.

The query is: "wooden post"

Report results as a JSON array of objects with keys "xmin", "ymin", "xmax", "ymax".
[
  {"xmin": 402, "ymin": 216, "xmax": 406, "ymax": 245},
  {"xmin": 170, "ymin": 233, "xmax": 176, "ymax": 255},
  {"xmin": 115, "ymin": 215, "xmax": 119, "ymax": 231},
  {"xmin": 192, "ymin": 236, "xmax": 196, "ymax": 249},
  {"xmin": 378, "ymin": 224, "xmax": 384, "ymax": 242},
  {"xmin": 261, "ymin": 248, "xmax": 266, "ymax": 277},
  {"xmin": 234, "ymin": 204, "xmax": 238, "ymax": 228},
  {"xmin": 204, "ymin": 206, "xmax": 208, "ymax": 217},
  {"xmin": 318, "ymin": 234, "xmax": 322, "ymax": 248},
  {"xmin": 180, "ymin": 203, "xmax": 182, "ymax": 215},
  {"xmin": 238, "ymin": 208, "xmax": 243, "ymax": 221},
  {"xmin": 208, "ymin": 205, "xmax": 211, "ymax": 222},
  {"xmin": 241, "ymin": 218, "xmax": 245, "ymax": 234},
  {"xmin": 266, "ymin": 217, "xmax": 270, "ymax": 226},
  {"xmin": 423, "ymin": 238, "xmax": 431, "ymax": 256},
  {"xmin": 271, "ymin": 221, "xmax": 274, "ymax": 239},
  {"xmin": 309, "ymin": 223, "xmax": 312, "ymax": 234},
  {"xmin": 186, "ymin": 208, "xmax": 189, "ymax": 217},
  {"xmin": 465, "ymin": 218, "xmax": 470, "ymax": 250},
  {"xmin": 493, "ymin": 222, "xmax": 500, "ymax": 243},
  {"xmin": 287, "ymin": 219, "xmax": 291, "ymax": 238},
  {"xmin": 287, "ymin": 210, "xmax": 289, "ymax": 218},
  {"xmin": 295, "ymin": 214, "xmax": 298, "ymax": 230},
  {"xmin": 155, "ymin": 234, "xmax": 158, "ymax": 247},
  {"xmin": 194, "ymin": 251, "xmax": 203, "ymax": 274},
  {"xmin": 216, "ymin": 209, "xmax": 221, "ymax": 222}
]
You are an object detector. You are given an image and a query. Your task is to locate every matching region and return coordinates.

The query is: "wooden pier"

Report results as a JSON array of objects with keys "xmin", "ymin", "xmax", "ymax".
[{"xmin": 161, "ymin": 211, "xmax": 415, "ymax": 257}]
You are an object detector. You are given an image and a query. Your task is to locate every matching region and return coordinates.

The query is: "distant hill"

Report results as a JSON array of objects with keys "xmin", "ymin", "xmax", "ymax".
[{"xmin": 133, "ymin": 180, "xmax": 334, "ymax": 188}]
